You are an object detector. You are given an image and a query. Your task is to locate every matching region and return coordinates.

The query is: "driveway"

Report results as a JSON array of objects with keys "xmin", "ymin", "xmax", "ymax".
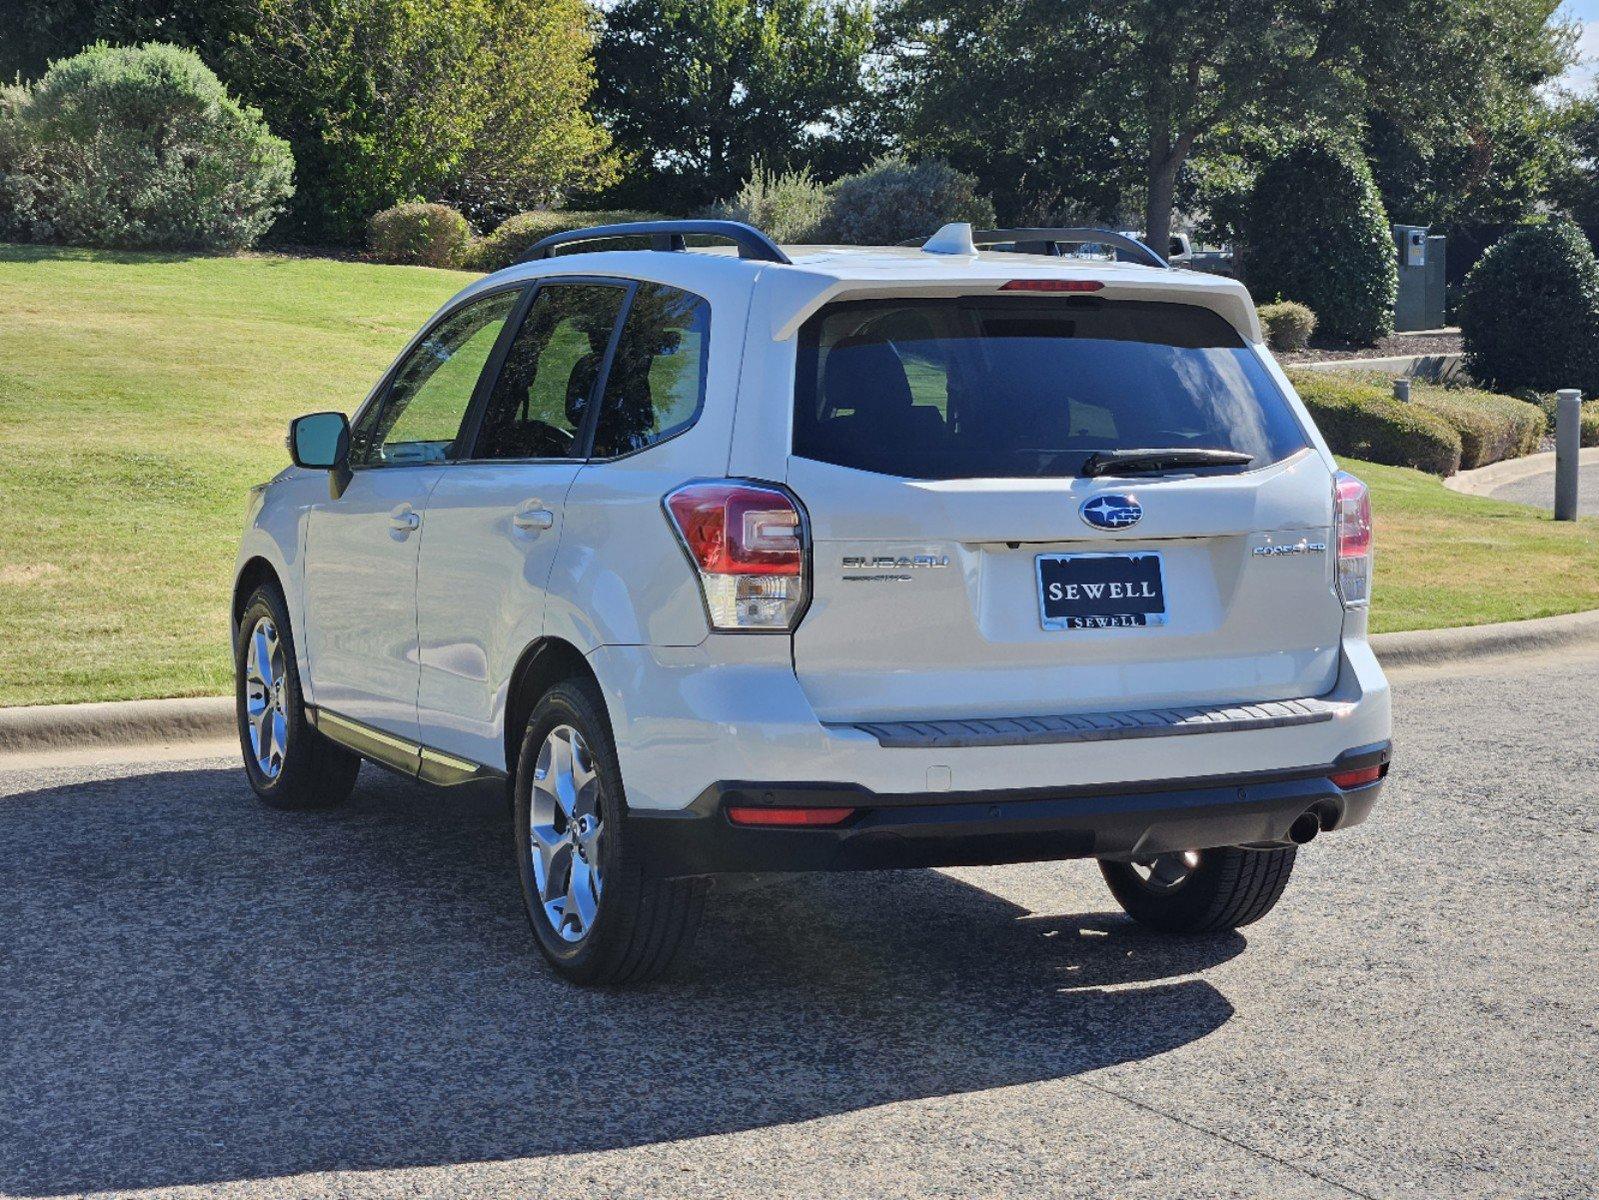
[{"xmin": 2, "ymin": 648, "xmax": 1595, "ymax": 1199}]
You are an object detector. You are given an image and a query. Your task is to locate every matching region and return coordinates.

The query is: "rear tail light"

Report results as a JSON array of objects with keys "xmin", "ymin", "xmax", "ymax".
[
  {"xmin": 664, "ymin": 481, "xmax": 808, "ymax": 631},
  {"xmin": 1333, "ymin": 470, "xmax": 1372, "ymax": 608},
  {"xmin": 1329, "ymin": 765, "xmax": 1383, "ymax": 789},
  {"xmin": 727, "ymin": 806, "xmax": 854, "ymax": 827}
]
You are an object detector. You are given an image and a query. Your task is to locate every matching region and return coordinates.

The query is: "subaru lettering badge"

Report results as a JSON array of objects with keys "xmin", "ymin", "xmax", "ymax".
[{"xmin": 1080, "ymin": 494, "xmax": 1143, "ymax": 530}]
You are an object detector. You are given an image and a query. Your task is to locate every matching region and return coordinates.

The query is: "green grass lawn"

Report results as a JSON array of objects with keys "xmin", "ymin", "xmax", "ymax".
[{"xmin": 2, "ymin": 245, "xmax": 1597, "ymax": 706}]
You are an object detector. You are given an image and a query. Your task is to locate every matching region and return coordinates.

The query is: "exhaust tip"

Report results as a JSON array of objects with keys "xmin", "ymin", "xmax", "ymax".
[{"xmin": 1288, "ymin": 811, "xmax": 1321, "ymax": 845}]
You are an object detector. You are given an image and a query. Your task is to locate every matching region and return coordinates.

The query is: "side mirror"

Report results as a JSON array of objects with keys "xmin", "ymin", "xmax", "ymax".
[{"xmin": 287, "ymin": 411, "xmax": 350, "ymax": 470}]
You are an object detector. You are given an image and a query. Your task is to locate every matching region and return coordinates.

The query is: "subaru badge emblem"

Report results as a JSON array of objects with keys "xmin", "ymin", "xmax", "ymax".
[{"xmin": 1080, "ymin": 494, "xmax": 1143, "ymax": 530}]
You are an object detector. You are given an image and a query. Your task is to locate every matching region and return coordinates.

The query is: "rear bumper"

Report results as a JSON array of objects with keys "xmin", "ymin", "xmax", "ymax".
[{"xmin": 627, "ymin": 742, "xmax": 1391, "ymax": 877}]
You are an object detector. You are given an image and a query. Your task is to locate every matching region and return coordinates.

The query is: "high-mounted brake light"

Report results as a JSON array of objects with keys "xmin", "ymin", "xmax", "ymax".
[
  {"xmin": 665, "ymin": 481, "xmax": 808, "ymax": 630},
  {"xmin": 1000, "ymin": 279, "xmax": 1104, "ymax": 292},
  {"xmin": 727, "ymin": 806, "xmax": 855, "ymax": 827},
  {"xmin": 1329, "ymin": 765, "xmax": 1383, "ymax": 789},
  {"xmin": 1333, "ymin": 470, "xmax": 1373, "ymax": 608}
]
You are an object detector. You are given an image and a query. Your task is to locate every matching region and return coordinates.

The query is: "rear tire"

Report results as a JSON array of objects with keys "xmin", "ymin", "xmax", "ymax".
[
  {"xmin": 235, "ymin": 585, "xmax": 360, "ymax": 810},
  {"xmin": 512, "ymin": 678, "xmax": 704, "ymax": 985},
  {"xmin": 1100, "ymin": 846, "xmax": 1296, "ymax": 934}
]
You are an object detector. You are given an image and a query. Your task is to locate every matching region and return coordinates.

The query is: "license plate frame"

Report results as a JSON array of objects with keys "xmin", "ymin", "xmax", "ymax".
[{"xmin": 1035, "ymin": 551, "xmax": 1169, "ymax": 631}]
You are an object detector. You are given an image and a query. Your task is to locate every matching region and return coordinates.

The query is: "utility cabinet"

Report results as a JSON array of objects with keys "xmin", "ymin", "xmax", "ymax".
[{"xmin": 1392, "ymin": 225, "xmax": 1446, "ymax": 331}]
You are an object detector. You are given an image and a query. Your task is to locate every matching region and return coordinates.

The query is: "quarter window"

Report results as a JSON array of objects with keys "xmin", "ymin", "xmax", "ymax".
[
  {"xmin": 473, "ymin": 283, "xmax": 627, "ymax": 461},
  {"xmin": 352, "ymin": 290, "xmax": 519, "ymax": 467},
  {"xmin": 592, "ymin": 283, "xmax": 710, "ymax": 459}
]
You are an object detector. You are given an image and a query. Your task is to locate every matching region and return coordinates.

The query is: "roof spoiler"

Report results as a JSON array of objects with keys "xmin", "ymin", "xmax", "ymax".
[
  {"xmin": 518, "ymin": 219, "xmax": 792, "ymax": 265},
  {"xmin": 965, "ymin": 227, "xmax": 1169, "ymax": 269}
]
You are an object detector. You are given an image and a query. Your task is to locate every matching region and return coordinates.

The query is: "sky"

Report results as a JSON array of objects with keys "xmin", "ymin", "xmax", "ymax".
[{"xmin": 1563, "ymin": 1, "xmax": 1599, "ymax": 89}]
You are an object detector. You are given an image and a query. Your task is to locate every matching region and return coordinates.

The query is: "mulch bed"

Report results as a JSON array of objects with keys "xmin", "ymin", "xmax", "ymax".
[{"xmin": 1277, "ymin": 330, "xmax": 1462, "ymax": 364}]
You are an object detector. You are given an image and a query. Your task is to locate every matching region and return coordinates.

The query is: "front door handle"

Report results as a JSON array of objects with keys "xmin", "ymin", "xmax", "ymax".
[
  {"xmin": 513, "ymin": 504, "xmax": 556, "ymax": 532},
  {"xmin": 388, "ymin": 504, "xmax": 421, "ymax": 534}
]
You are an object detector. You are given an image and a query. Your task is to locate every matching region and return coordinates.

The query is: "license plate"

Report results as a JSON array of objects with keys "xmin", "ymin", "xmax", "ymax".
[{"xmin": 1036, "ymin": 552, "xmax": 1168, "ymax": 630}]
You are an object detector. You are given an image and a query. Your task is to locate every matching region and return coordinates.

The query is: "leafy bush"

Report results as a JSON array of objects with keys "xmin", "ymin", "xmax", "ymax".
[
  {"xmin": 1459, "ymin": 221, "xmax": 1599, "ymax": 396},
  {"xmin": 811, "ymin": 157, "xmax": 995, "ymax": 246},
  {"xmin": 465, "ymin": 208, "xmax": 669, "ymax": 272},
  {"xmin": 1410, "ymin": 384, "xmax": 1546, "ymax": 468},
  {"xmin": 368, "ymin": 202, "xmax": 473, "ymax": 268},
  {"xmin": 1245, "ymin": 144, "xmax": 1397, "ymax": 344},
  {"xmin": 1257, "ymin": 300, "xmax": 1317, "ymax": 351},
  {"xmin": 1537, "ymin": 393, "xmax": 1599, "ymax": 447},
  {"xmin": 1288, "ymin": 372, "xmax": 1462, "ymax": 475},
  {"xmin": 708, "ymin": 165, "xmax": 830, "ymax": 243},
  {"xmin": 0, "ymin": 42, "xmax": 292, "ymax": 251}
]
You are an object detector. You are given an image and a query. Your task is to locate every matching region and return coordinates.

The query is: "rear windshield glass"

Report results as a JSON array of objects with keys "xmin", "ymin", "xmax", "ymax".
[{"xmin": 793, "ymin": 298, "xmax": 1308, "ymax": 479}]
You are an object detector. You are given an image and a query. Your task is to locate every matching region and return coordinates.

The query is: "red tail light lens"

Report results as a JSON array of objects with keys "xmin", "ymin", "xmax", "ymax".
[
  {"xmin": 1329, "ymin": 765, "xmax": 1383, "ymax": 789},
  {"xmin": 1334, "ymin": 470, "xmax": 1372, "ymax": 607},
  {"xmin": 727, "ymin": 806, "xmax": 855, "ymax": 827},
  {"xmin": 1000, "ymin": 279, "xmax": 1104, "ymax": 292},
  {"xmin": 665, "ymin": 481, "xmax": 808, "ymax": 630}
]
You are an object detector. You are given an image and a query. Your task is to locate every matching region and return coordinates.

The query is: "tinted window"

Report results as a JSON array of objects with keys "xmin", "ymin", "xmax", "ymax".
[
  {"xmin": 793, "ymin": 298, "xmax": 1308, "ymax": 480},
  {"xmin": 592, "ymin": 283, "xmax": 710, "ymax": 458},
  {"xmin": 473, "ymin": 283, "xmax": 627, "ymax": 460},
  {"xmin": 352, "ymin": 290, "xmax": 518, "ymax": 467}
]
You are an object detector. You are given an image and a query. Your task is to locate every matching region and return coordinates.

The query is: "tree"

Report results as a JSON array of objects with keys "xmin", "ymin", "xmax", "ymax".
[
  {"xmin": 886, "ymin": 0, "xmax": 1576, "ymax": 251},
  {"xmin": 1244, "ymin": 142, "xmax": 1397, "ymax": 343},
  {"xmin": 593, "ymin": 0, "xmax": 874, "ymax": 212}
]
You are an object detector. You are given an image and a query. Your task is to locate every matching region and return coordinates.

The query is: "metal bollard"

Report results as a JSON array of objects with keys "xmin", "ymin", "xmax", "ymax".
[
  {"xmin": 1392, "ymin": 378, "xmax": 1411, "ymax": 403},
  {"xmin": 1555, "ymin": 389, "xmax": 1581, "ymax": 521}
]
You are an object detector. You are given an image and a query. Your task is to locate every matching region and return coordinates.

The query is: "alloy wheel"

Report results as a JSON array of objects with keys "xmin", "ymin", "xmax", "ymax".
[
  {"xmin": 529, "ymin": 724, "xmax": 606, "ymax": 943},
  {"xmin": 243, "ymin": 616, "xmax": 289, "ymax": 780}
]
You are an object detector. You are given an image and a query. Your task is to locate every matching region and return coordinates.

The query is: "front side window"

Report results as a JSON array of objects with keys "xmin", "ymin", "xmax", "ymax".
[
  {"xmin": 793, "ymin": 298, "xmax": 1309, "ymax": 480},
  {"xmin": 473, "ymin": 283, "xmax": 627, "ymax": 461},
  {"xmin": 592, "ymin": 283, "xmax": 710, "ymax": 458},
  {"xmin": 352, "ymin": 289, "xmax": 520, "ymax": 467}
]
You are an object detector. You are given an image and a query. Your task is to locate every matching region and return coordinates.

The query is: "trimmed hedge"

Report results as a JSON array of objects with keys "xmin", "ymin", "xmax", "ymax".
[
  {"xmin": 1245, "ymin": 144, "xmax": 1397, "ymax": 344},
  {"xmin": 1288, "ymin": 372, "xmax": 1461, "ymax": 475},
  {"xmin": 1459, "ymin": 221, "xmax": 1599, "ymax": 396},
  {"xmin": 1537, "ymin": 393, "xmax": 1599, "ymax": 447},
  {"xmin": 465, "ymin": 208, "xmax": 669, "ymax": 272},
  {"xmin": 1257, "ymin": 300, "xmax": 1316, "ymax": 350},
  {"xmin": 368, "ymin": 202, "xmax": 472, "ymax": 268},
  {"xmin": 1411, "ymin": 384, "xmax": 1546, "ymax": 469}
]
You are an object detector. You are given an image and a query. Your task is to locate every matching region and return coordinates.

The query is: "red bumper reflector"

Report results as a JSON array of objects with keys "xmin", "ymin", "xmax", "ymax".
[
  {"xmin": 726, "ymin": 806, "xmax": 855, "ymax": 827},
  {"xmin": 1000, "ymin": 278, "xmax": 1104, "ymax": 292},
  {"xmin": 1329, "ymin": 765, "xmax": 1383, "ymax": 789}
]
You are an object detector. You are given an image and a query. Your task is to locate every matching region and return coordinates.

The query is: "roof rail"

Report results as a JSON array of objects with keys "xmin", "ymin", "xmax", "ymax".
[
  {"xmin": 970, "ymin": 227, "xmax": 1168, "ymax": 269},
  {"xmin": 519, "ymin": 219, "xmax": 792, "ymax": 265}
]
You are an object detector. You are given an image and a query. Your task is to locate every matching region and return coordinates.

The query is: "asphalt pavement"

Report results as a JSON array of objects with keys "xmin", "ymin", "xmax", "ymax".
[
  {"xmin": 2, "ymin": 649, "xmax": 1596, "ymax": 1199},
  {"xmin": 1488, "ymin": 460, "xmax": 1599, "ymax": 516}
]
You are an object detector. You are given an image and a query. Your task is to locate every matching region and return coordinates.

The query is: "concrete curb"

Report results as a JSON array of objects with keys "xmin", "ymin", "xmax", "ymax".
[
  {"xmin": 1368, "ymin": 607, "xmax": 1599, "ymax": 669},
  {"xmin": 0, "ymin": 696, "xmax": 234, "ymax": 756},
  {"xmin": 1444, "ymin": 446, "xmax": 1599, "ymax": 498},
  {"xmin": 1293, "ymin": 352, "xmax": 1465, "ymax": 381},
  {"xmin": 6, "ymin": 607, "xmax": 1599, "ymax": 755}
]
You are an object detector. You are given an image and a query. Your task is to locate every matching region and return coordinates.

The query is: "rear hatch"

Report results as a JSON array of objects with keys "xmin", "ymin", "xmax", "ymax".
[{"xmin": 785, "ymin": 293, "xmax": 1343, "ymax": 724}]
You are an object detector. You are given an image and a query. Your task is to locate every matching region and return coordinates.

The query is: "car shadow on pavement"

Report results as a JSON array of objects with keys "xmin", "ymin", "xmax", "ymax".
[{"xmin": 0, "ymin": 765, "xmax": 1244, "ymax": 1195}]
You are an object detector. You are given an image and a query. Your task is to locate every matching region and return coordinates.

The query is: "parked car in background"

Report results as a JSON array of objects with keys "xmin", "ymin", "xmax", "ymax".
[
  {"xmin": 233, "ymin": 220, "xmax": 1390, "ymax": 985},
  {"xmin": 1165, "ymin": 233, "xmax": 1236, "ymax": 276}
]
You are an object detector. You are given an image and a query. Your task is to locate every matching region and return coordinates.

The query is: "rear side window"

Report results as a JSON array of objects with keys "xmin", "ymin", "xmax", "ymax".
[
  {"xmin": 592, "ymin": 282, "xmax": 710, "ymax": 458},
  {"xmin": 793, "ymin": 298, "xmax": 1308, "ymax": 479}
]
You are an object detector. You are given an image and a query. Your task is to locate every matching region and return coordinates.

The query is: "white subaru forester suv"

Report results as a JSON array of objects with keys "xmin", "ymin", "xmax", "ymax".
[{"xmin": 234, "ymin": 220, "xmax": 1391, "ymax": 984}]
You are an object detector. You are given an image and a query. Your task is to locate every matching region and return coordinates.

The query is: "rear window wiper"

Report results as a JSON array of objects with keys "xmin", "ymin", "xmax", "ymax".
[{"xmin": 1080, "ymin": 448, "xmax": 1254, "ymax": 477}]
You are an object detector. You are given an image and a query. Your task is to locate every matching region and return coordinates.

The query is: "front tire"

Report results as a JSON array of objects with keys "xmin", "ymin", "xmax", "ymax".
[
  {"xmin": 1100, "ymin": 846, "xmax": 1296, "ymax": 934},
  {"xmin": 512, "ymin": 678, "xmax": 704, "ymax": 985},
  {"xmin": 235, "ymin": 585, "xmax": 360, "ymax": 810}
]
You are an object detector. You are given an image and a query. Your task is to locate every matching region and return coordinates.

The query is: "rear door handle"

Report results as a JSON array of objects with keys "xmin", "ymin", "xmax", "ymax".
[
  {"xmin": 513, "ymin": 504, "xmax": 556, "ymax": 532},
  {"xmin": 388, "ymin": 504, "xmax": 420, "ymax": 533}
]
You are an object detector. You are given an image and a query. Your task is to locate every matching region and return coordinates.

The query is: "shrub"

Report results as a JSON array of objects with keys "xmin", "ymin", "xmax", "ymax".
[
  {"xmin": 1257, "ymin": 301, "xmax": 1317, "ymax": 351},
  {"xmin": 465, "ymin": 208, "xmax": 669, "ymax": 272},
  {"xmin": 1459, "ymin": 221, "xmax": 1599, "ymax": 396},
  {"xmin": 368, "ymin": 202, "xmax": 473, "ymax": 268},
  {"xmin": 812, "ymin": 157, "xmax": 995, "ymax": 246},
  {"xmin": 1537, "ymin": 393, "xmax": 1599, "ymax": 447},
  {"xmin": 0, "ymin": 42, "xmax": 293, "ymax": 252},
  {"xmin": 1288, "ymin": 372, "xmax": 1462, "ymax": 475},
  {"xmin": 1410, "ymin": 384, "xmax": 1546, "ymax": 469},
  {"xmin": 708, "ymin": 165, "xmax": 830, "ymax": 243},
  {"xmin": 1245, "ymin": 144, "xmax": 1397, "ymax": 344}
]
